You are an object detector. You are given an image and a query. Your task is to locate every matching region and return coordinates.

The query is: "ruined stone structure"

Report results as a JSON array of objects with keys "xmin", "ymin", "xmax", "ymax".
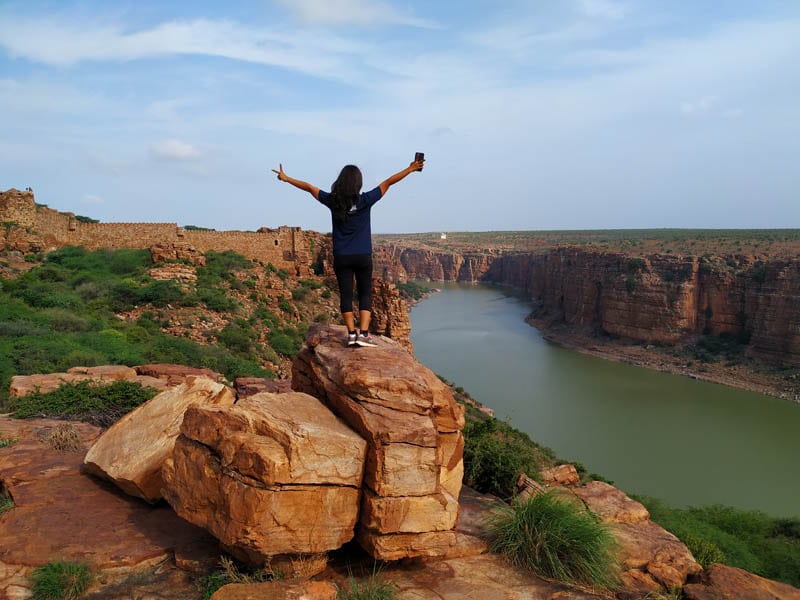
[{"xmin": 0, "ymin": 188, "xmax": 325, "ymax": 276}]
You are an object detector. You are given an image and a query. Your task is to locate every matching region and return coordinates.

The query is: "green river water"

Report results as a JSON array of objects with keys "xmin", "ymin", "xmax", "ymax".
[{"xmin": 409, "ymin": 282, "xmax": 800, "ymax": 518}]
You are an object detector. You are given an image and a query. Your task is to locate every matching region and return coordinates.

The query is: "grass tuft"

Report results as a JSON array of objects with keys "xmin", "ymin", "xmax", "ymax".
[
  {"xmin": 40, "ymin": 423, "xmax": 82, "ymax": 452},
  {"xmin": 337, "ymin": 564, "xmax": 397, "ymax": 600},
  {"xmin": 488, "ymin": 491, "xmax": 620, "ymax": 591},
  {"xmin": 29, "ymin": 560, "xmax": 92, "ymax": 600},
  {"xmin": 0, "ymin": 432, "xmax": 19, "ymax": 447}
]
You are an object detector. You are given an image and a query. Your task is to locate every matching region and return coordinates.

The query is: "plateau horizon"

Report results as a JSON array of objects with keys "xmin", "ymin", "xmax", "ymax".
[{"xmin": 2, "ymin": 1, "xmax": 798, "ymax": 232}]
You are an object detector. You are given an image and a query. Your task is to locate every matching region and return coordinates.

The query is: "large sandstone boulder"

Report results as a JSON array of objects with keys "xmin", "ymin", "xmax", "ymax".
[
  {"xmin": 83, "ymin": 376, "xmax": 235, "ymax": 502},
  {"xmin": 683, "ymin": 564, "xmax": 800, "ymax": 600},
  {"xmin": 135, "ymin": 363, "xmax": 222, "ymax": 385},
  {"xmin": 571, "ymin": 481, "xmax": 702, "ymax": 594},
  {"xmin": 162, "ymin": 392, "xmax": 367, "ymax": 563},
  {"xmin": 292, "ymin": 324, "xmax": 466, "ymax": 560}
]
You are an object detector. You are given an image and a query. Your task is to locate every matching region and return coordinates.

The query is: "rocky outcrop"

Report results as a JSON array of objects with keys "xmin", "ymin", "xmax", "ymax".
[
  {"xmin": 683, "ymin": 564, "xmax": 800, "ymax": 599},
  {"xmin": 162, "ymin": 392, "xmax": 366, "ymax": 563},
  {"xmin": 9, "ymin": 366, "xmax": 168, "ymax": 397},
  {"xmin": 292, "ymin": 324, "xmax": 466, "ymax": 560},
  {"xmin": 369, "ymin": 279, "xmax": 413, "ymax": 353},
  {"xmin": 234, "ymin": 377, "xmax": 292, "ymax": 398},
  {"xmin": 0, "ymin": 415, "xmax": 215, "ymax": 600},
  {"xmin": 211, "ymin": 580, "xmax": 338, "ymax": 600},
  {"xmin": 572, "ymin": 481, "xmax": 702, "ymax": 595},
  {"xmin": 83, "ymin": 377, "xmax": 235, "ymax": 502},
  {"xmin": 134, "ymin": 363, "xmax": 223, "ymax": 385}
]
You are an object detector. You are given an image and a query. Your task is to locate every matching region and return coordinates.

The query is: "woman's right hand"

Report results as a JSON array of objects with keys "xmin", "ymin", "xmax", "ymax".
[
  {"xmin": 409, "ymin": 159, "xmax": 424, "ymax": 172},
  {"xmin": 271, "ymin": 163, "xmax": 288, "ymax": 181}
]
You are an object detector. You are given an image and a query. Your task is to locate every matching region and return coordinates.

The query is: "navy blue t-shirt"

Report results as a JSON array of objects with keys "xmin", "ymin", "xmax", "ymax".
[{"xmin": 318, "ymin": 186, "xmax": 383, "ymax": 256}]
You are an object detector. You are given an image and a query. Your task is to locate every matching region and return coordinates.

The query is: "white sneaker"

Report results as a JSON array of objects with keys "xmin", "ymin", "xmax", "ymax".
[{"xmin": 355, "ymin": 332, "xmax": 377, "ymax": 347}]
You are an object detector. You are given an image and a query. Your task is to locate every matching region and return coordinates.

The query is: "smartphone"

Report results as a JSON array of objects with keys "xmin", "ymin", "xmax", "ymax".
[{"xmin": 415, "ymin": 152, "xmax": 425, "ymax": 170}]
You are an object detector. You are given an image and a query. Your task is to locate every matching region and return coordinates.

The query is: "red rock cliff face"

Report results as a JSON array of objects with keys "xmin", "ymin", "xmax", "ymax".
[
  {"xmin": 488, "ymin": 249, "xmax": 800, "ymax": 366},
  {"xmin": 380, "ymin": 245, "xmax": 800, "ymax": 366},
  {"xmin": 373, "ymin": 245, "xmax": 493, "ymax": 283}
]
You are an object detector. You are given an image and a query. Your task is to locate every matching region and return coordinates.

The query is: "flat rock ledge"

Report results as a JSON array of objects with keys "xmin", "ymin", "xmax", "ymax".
[
  {"xmin": 162, "ymin": 392, "xmax": 367, "ymax": 563},
  {"xmin": 292, "ymin": 324, "xmax": 467, "ymax": 561}
]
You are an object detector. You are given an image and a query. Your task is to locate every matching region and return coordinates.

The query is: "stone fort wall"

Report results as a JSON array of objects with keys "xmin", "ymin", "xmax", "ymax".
[{"xmin": 0, "ymin": 189, "xmax": 322, "ymax": 274}]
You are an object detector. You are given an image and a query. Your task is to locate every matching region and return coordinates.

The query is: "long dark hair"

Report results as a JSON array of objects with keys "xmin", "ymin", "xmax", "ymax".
[{"xmin": 330, "ymin": 165, "xmax": 362, "ymax": 222}]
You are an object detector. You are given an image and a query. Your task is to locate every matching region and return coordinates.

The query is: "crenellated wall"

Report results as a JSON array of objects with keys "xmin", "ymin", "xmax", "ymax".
[{"xmin": 0, "ymin": 188, "xmax": 324, "ymax": 275}]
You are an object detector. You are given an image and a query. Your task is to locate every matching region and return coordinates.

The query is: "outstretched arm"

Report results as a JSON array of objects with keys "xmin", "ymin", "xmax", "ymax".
[
  {"xmin": 379, "ymin": 159, "xmax": 424, "ymax": 197},
  {"xmin": 272, "ymin": 164, "xmax": 320, "ymax": 200}
]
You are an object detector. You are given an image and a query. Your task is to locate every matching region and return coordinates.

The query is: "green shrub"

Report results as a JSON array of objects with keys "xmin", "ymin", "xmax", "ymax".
[
  {"xmin": 462, "ymin": 417, "xmax": 554, "ymax": 498},
  {"xmin": 396, "ymin": 281, "xmax": 429, "ymax": 300},
  {"xmin": 217, "ymin": 321, "xmax": 255, "ymax": 355},
  {"xmin": 291, "ymin": 287, "xmax": 309, "ymax": 301},
  {"xmin": 488, "ymin": 492, "xmax": 620, "ymax": 590},
  {"xmin": 10, "ymin": 380, "xmax": 159, "ymax": 427},
  {"xmin": 198, "ymin": 288, "xmax": 238, "ymax": 312},
  {"xmin": 337, "ymin": 566, "xmax": 397, "ymax": 600},
  {"xmin": 0, "ymin": 432, "xmax": 20, "ymax": 447},
  {"xmin": 0, "ymin": 495, "xmax": 13, "ymax": 514},
  {"xmin": 278, "ymin": 298, "xmax": 294, "ymax": 313},
  {"xmin": 638, "ymin": 497, "xmax": 800, "ymax": 586},
  {"xmin": 684, "ymin": 534, "xmax": 726, "ymax": 568},
  {"xmin": 29, "ymin": 560, "xmax": 92, "ymax": 600}
]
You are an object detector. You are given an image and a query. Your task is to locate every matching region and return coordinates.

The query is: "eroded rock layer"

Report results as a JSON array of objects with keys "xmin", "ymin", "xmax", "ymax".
[
  {"xmin": 161, "ymin": 392, "xmax": 367, "ymax": 562},
  {"xmin": 375, "ymin": 246, "xmax": 800, "ymax": 365},
  {"xmin": 292, "ymin": 324, "xmax": 465, "ymax": 560}
]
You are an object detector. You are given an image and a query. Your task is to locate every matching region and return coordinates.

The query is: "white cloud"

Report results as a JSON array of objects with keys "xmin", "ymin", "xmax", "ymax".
[
  {"xmin": 0, "ymin": 17, "xmax": 369, "ymax": 83},
  {"xmin": 576, "ymin": 0, "xmax": 627, "ymax": 20},
  {"xmin": 274, "ymin": 0, "xmax": 436, "ymax": 27},
  {"xmin": 150, "ymin": 139, "xmax": 202, "ymax": 161}
]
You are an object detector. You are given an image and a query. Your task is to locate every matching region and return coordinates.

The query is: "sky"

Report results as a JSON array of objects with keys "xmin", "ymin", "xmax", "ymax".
[{"xmin": 1, "ymin": 1, "xmax": 798, "ymax": 233}]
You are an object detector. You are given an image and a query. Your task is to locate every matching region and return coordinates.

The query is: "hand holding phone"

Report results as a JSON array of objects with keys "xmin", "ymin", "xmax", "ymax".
[{"xmin": 414, "ymin": 152, "xmax": 425, "ymax": 171}]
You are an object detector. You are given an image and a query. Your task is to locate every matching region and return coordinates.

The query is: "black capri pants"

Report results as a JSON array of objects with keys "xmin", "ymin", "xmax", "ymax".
[{"xmin": 333, "ymin": 253, "xmax": 373, "ymax": 314}]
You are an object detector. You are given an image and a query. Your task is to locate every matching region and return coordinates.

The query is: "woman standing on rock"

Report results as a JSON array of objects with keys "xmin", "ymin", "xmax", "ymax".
[{"xmin": 272, "ymin": 157, "xmax": 424, "ymax": 347}]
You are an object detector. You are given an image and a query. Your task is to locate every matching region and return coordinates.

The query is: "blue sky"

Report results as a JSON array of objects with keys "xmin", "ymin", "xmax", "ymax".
[{"xmin": 1, "ymin": 0, "xmax": 798, "ymax": 233}]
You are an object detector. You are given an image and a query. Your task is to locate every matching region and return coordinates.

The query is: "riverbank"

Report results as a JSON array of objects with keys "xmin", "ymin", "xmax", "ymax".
[{"xmin": 526, "ymin": 315, "xmax": 800, "ymax": 404}]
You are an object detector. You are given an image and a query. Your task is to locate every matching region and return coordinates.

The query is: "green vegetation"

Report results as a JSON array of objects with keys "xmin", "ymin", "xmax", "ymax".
[
  {"xmin": 488, "ymin": 492, "xmax": 620, "ymax": 590},
  {"xmin": 396, "ymin": 281, "xmax": 430, "ymax": 300},
  {"xmin": 637, "ymin": 497, "xmax": 800, "ymax": 586},
  {"xmin": 0, "ymin": 245, "xmax": 344, "ymax": 408},
  {"xmin": 460, "ymin": 409, "xmax": 555, "ymax": 499},
  {"xmin": 337, "ymin": 565, "xmax": 397, "ymax": 600},
  {"xmin": 9, "ymin": 380, "xmax": 159, "ymax": 427},
  {"xmin": 0, "ymin": 495, "xmax": 13, "ymax": 514},
  {"xmin": 693, "ymin": 331, "xmax": 750, "ymax": 363},
  {"xmin": 29, "ymin": 560, "xmax": 92, "ymax": 600},
  {"xmin": 0, "ymin": 431, "xmax": 19, "ymax": 447}
]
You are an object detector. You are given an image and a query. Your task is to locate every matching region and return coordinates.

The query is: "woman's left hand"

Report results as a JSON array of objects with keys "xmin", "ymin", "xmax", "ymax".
[{"xmin": 272, "ymin": 164, "xmax": 288, "ymax": 181}]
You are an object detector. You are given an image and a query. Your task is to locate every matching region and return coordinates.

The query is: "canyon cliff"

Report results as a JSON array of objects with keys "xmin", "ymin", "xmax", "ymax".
[{"xmin": 374, "ymin": 244, "xmax": 800, "ymax": 367}]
